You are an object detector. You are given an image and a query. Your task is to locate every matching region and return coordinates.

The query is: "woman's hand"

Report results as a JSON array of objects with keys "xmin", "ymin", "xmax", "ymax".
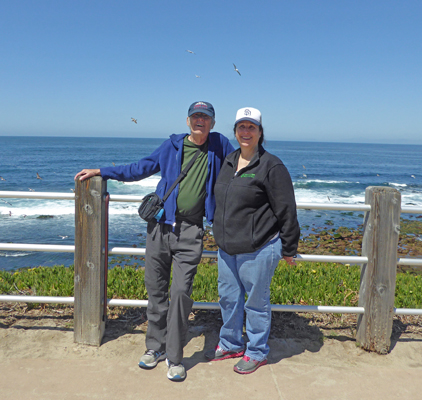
[
  {"xmin": 283, "ymin": 256, "xmax": 296, "ymax": 266},
  {"xmin": 74, "ymin": 169, "xmax": 101, "ymax": 182}
]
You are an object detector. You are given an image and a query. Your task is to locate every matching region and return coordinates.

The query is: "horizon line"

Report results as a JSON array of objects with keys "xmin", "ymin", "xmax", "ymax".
[{"xmin": 1, "ymin": 134, "xmax": 422, "ymax": 147}]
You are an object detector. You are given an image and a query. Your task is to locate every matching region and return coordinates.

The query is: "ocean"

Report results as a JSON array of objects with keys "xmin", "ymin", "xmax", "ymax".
[{"xmin": 1, "ymin": 136, "xmax": 421, "ymax": 271}]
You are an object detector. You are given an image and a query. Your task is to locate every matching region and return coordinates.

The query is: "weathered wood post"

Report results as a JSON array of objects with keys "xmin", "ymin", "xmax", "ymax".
[
  {"xmin": 356, "ymin": 186, "xmax": 401, "ymax": 354},
  {"xmin": 74, "ymin": 176, "xmax": 108, "ymax": 346}
]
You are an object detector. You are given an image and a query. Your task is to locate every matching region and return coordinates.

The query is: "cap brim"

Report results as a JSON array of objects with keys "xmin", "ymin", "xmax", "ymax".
[
  {"xmin": 235, "ymin": 117, "xmax": 261, "ymax": 126},
  {"xmin": 188, "ymin": 110, "xmax": 214, "ymax": 117}
]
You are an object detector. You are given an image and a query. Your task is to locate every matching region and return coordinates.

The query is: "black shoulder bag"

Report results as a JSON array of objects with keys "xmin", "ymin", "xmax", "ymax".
[{"xmin": 138, "ymin": 148, "xmax": 202, "ymax": 222}]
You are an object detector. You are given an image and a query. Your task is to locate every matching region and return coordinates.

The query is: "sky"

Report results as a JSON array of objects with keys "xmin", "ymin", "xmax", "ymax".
[{"xmin": 1, "ymin": 0, "xmax": 421, "ymax": 144}]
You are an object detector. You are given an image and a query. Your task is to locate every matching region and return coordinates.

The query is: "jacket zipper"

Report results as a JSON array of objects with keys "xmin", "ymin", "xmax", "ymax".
[{"xmin": 221, "ymin": 162, "xmax": 237, "ymax": 248}]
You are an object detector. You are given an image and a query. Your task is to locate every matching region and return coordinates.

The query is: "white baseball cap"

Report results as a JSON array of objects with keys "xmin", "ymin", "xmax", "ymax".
[{"xmin": 235, "ymin": 107, "xmax": 262, "ymax": 126}]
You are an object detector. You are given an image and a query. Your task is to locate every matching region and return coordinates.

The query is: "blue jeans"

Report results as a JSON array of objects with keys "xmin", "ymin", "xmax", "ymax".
[{"xmin": 217, "ymin": 236, "xmax": 282, "ymax": 361}]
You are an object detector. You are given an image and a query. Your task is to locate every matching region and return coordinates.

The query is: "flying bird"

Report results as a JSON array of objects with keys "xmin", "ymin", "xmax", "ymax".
[
  {"xmin": 233, "ymin": 63, "xmax": 241, "ymax": 76},
  {"xmin": 302, "ymin": 165, "xmax": 306, "ymax": 169},
  {"xmin": 112, "ymin": 162, "xmax": 115, "ymax": 166},
  {"xmin": 9, "ymin": 211, "xmax": 12, "ymax": 216},
  {"xmin": 58, "ymin": 235, "xmax": 69, "ymax": 239},
  {"xmin": 195, "ymin": 75, "xmax": 201, "ymax": 78},
  {"xmin": 1, "ymin": 199, "xmax": 12, "ymax": 206},
  {"xmin": 186, "ymin": 50, "xmax": 195, "ymax": 54},
  {"xmin": 131, "ymin": 118, "xmax": 137, "ymax": 124},
  {"xmin": 411, "ymin": 175, "xmax": 416, "ymax": 178},
  {"xmin": 29, "ymin": 188, "xmax": 35, "ymax": 191},
  {"xmin": 0, "ymin": 176, "xmax": 5, "ymax": 181},
  {"xmin": 70, "ymin": 188, "xmax": 75, "ymax": 193},
  {"xmin": 36, "ymin": 172, "xmax": 42, "ymax": 180}
]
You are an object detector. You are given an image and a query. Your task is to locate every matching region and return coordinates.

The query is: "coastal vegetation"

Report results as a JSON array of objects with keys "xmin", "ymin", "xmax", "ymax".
[
  {"xmin": 1, "ymin": 219, "xmax": 421, "ymax": 309},
  {"xmin": 1, "ymin": 260, "xmax": 421, "ymax": 309}
]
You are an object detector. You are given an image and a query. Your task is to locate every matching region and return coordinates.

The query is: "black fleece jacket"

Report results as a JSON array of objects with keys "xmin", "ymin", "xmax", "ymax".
[{"xmin": 213, "ymin": 146, "xmax": 300, "ymax": 256}]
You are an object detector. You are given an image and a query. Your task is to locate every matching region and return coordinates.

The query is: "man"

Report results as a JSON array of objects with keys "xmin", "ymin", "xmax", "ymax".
[{"xmin": 74, "ymin": 101, "xmax": 234, "ymax": 381}]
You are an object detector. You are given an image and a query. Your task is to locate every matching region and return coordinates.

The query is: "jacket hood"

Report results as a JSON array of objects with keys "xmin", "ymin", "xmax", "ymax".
[{"xmin": 170, "ymin": 133, "xmax": 189, "ymax": 149}]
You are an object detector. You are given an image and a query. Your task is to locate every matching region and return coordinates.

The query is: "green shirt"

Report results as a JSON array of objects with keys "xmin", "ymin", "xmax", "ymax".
[{"xmin": 176, "ymin": 136, "xmax": 209, "ymax": 224}]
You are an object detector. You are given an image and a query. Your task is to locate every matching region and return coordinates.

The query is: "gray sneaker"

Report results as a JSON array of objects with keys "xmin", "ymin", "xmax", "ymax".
[
  {"xmin": 233, "ymin": 355, "xmax": 268, "ymax": 374},
  {"xmin": 138, "ymin": 349, "xmax": 166, "ymax": 369},
  {"xmin": 166, "ymin": 358, "xmax": 186, "ymax": 381},
  {"xmin": 204, "ymin": 345, "xmax": 245, "ymax": 361}
]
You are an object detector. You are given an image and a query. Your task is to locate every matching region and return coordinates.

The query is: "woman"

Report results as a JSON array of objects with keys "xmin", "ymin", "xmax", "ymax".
[{"xmin": 205, "ymin": 107, "xmax": 300, "ymax": 374}]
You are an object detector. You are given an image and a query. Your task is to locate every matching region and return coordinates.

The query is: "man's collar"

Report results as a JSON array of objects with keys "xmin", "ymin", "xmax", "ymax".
[{"xmin": 188, "ymin": 131, "xmax": 210, "ymax": 146}]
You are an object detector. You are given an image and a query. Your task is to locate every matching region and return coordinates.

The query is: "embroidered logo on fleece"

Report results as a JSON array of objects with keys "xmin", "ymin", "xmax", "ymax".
[{"xmin": 241, "ymin": 173, "xmax": 255, "ymax": 178}]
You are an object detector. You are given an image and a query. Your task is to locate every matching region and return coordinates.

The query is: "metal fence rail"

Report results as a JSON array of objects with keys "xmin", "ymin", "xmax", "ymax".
[
  {"xmin": 2, "ymin": 244, "xmax": 422, "ymax": 266},
  {"xmin": 1, "ymin": 294, "xmax": 422, "ymax": 317}
]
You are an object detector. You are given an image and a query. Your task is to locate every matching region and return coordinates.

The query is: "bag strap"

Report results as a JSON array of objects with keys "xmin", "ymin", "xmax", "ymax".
[{"xmin": 162, "ymin": 148, "xmax": 202, "ymax": 203}]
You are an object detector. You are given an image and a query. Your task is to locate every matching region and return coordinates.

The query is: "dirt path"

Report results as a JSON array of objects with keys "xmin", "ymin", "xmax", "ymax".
[{"xmin": 1, "ymin": 306, "xmax": 422, "ymax": 399}]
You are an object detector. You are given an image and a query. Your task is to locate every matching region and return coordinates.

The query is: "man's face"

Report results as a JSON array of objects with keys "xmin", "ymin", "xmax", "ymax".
[{"xmin": 186, "ymin": 112, "xmax": 214, "ymax": 137}]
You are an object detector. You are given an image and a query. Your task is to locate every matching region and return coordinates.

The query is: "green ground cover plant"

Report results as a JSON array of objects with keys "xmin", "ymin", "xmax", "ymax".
[{"xmin": 1, "ymin": 261, "xmax": 421, "ymax": 309}]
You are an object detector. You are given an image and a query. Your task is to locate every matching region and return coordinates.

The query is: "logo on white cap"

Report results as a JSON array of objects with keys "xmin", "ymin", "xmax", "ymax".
[{"xmin": 235, "ymin": 107, "xmax": 261, "ymax": 126}]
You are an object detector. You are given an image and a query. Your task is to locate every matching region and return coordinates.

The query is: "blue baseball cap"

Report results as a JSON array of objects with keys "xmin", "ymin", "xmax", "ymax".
[{"xmin": 188, "ymin": 101, "xmax": 215, "ymax": 118}]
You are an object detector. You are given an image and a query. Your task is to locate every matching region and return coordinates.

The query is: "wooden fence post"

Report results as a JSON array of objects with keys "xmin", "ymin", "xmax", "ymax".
[
  {"xmin": 74, "ymin": 176, "xmax": 107, "ymax": 346},
  {"xmin": 356, "ymin": 186, "xmax": 401, "ymax": 354}
]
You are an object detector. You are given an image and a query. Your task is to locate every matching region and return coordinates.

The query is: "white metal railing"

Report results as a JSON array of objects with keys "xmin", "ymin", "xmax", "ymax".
[
  {"xmin": 2, "ymin": 241, "xmax": 422, "ymax": 266},
  {"xmin": 1, "ymin": 294, "xmax": 421, "ymax": 317},
  {"xmin": 1, "ymin": 190, "xmax": 422, "ymax": 314},
  {"xmin": 0, "ymin": 191, "xmax": 76, "ymax": 200}
]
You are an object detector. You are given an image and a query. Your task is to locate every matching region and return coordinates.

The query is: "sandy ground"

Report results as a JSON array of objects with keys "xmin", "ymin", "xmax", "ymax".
[{"xmin": 1, "ymin": 307, "xmax": 422, "ymax": 400}]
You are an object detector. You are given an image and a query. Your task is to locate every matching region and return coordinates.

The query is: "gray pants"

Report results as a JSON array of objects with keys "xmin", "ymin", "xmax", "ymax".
[{"xmin": 144, "ymin": 219, "xmax": 204, "ymax": 364}]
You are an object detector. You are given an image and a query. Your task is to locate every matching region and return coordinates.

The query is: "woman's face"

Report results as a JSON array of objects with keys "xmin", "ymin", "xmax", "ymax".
[{"xmin": 235, "ymin": 121, "xmax": 261, "ymax": 150}]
